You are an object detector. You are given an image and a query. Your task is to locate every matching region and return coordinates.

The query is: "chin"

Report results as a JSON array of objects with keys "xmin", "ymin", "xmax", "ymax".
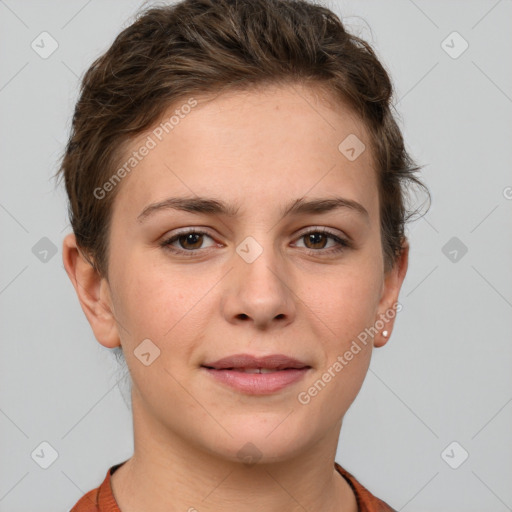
[{"xmin": 200, "ymin": 418, "xmax": 314, "ymax": 465}]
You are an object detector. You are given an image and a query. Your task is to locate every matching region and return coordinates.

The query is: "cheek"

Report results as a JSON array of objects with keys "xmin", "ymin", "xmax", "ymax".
[
  {"xmin": 301, "ymin": 273, "xmax": 379, "ymax": 408},
  {"xmin": 302, "ymin": 263, "xmax": 382, "ymax": 337},
  {"xmin": 109, "ymin": 254, "xmax": 173, "ymax": 343},
  {"xmin": 112, "ymin": 254, "xmax": 219, "ymax": 353}
]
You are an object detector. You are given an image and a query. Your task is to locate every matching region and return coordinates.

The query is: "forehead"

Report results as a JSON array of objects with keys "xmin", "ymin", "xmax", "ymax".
[{"xmin": 110, "ymin": 83, "xmax": 378, "ymax": 222}]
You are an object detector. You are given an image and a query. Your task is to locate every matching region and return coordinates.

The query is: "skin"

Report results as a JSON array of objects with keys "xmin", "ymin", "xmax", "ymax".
[{"xmin": 63, "ymin": 83, "xmax": 408, "ymax": 512}]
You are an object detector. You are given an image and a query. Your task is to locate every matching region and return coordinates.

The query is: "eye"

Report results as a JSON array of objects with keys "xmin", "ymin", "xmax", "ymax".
[
  {"xmin": 294, "ymin": 228, "xmax": 351, "ymax": 255},
  {"xmin": 160, "ymin": 230, "xmax": 217, "ymax": 256},
  {"xmin": 160, "ymin": 227, "xmax": 351, "ymax": 258}
]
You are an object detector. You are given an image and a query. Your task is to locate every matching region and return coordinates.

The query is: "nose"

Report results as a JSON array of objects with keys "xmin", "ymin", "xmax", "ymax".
[{"xmin": 221, "ymin": 240, "xmax": 296, "ymax": 330}]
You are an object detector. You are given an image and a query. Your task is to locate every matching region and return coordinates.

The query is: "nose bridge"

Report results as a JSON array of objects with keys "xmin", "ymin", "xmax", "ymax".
[{"xmin": 224, "ymin": 230, "xmax": 295, "ymax": 327}]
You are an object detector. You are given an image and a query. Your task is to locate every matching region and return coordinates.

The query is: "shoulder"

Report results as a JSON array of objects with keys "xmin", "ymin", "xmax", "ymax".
[
  {"xmin": 69, "ymin": 463, "xmax": 122, "ymax": 512},
  {"xmin": 335, "ymin": 462, "xmax": 397, "ymax": 512},
  {"xmin": 69, "ymin": 486, "xmax": 100, "ymax": 511}
]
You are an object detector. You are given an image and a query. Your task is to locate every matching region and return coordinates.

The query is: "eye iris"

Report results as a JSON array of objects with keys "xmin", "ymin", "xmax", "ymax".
[
  {"xmin": 180, "ymin": 233, "xmax": 203, "ymax": 250},
  {"xmin": 305, "ymin": 233, "xmax": 327, "ymax": 250}
]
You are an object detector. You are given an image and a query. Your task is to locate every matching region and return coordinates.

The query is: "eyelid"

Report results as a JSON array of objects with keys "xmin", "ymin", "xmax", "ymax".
[
  {"xmin": 295, "ymin": 225, "xmax": 347, "ymax": 239},
  {"xmin": 160, "ymin": 227, "xmax": 344, "ymax": 242},
  {"xmin": 160, "ymin": 228, "xmax": 218, "ymax": 250},
  {"xmin": 164, "ymin": 226, "xmax": 216, "ymax": 238}
]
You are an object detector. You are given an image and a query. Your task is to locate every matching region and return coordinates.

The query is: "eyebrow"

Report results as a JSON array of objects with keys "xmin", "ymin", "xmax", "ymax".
[{"xmin": 137, "ymin": 196, "xmax": 370, "ymax": 224}]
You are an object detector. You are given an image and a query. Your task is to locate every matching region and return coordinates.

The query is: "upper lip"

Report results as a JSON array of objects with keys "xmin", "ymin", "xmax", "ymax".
[{"xmin": 201, "ymin": 353, "xmax": 311, "ymax": 370}]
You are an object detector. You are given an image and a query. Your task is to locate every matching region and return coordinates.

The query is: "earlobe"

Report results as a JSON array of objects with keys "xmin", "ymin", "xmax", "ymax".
[
  {"xmin": 62, "ymin": 233, "xmax": 120, "ymax": 349},
  {"xmin": 374, "ymin": 240, "xmax": 409, "ymax": 348}
]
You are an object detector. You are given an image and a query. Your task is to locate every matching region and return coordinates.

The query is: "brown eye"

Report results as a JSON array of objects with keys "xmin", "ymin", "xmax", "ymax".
[
  {"xmin": 160, "ymin": 230, "xmax": 216, "ymax": 255},
  {"xmin": 176, "ymin": 232, "xmax": 204, "ymax": 250},
  {"xmin": 303, "ymin": 232, "xmax": 329, "ymax": 250},
  {"xmin": 294, "ymin": 229, "xmax": 350, "ymax": 256}
]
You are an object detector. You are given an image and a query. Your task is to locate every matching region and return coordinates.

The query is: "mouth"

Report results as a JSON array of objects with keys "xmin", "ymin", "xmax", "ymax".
[
  {"xmin": 201, "ymin": 353, "xmax": 311, "ymax": 371},
  {"xmin": 201, "ymin": 366, "xmax": 307, "ymax": 373},
  {"xmin": 200, "ymin": 354, "xmax": 312, "ymax": 394}
]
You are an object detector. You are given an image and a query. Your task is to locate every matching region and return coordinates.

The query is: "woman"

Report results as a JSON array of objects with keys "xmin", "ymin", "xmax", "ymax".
[{"xmin": 58, "ymin": 0, "xmax": 428, "ymax": 510}]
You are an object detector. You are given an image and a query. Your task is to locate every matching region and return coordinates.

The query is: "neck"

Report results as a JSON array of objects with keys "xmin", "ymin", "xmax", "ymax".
[{"xmin": 111, "ymin": 393, "xmax": 357, "ymax": 512}]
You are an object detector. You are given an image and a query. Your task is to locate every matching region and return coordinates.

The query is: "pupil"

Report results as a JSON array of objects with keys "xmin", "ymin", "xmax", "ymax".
[
  {"xmin": 307, "ymin": 233, "xmax": 326, "ymax": 249},
  {"xmin": 181, "ymin": 233, "xmax": 202, "ymax": 249}
]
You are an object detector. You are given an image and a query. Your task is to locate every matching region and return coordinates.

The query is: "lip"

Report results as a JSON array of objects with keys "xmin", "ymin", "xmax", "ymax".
[
  {"xmin": 202, "ymin": 353, "xmax": 310, "ymax": 370},
  {"xmin": 200, "ymin": 353, "xmax": 312, "ymax": 395}
]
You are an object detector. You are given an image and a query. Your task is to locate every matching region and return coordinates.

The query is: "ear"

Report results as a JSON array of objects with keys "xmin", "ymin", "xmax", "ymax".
[
  {"xmin": 62, "ymin": 233, "xmax": 120, "ymax": 349},
  {"xmin": 373, "ymin": 239, "xmax": 409, "ymax": 348}
]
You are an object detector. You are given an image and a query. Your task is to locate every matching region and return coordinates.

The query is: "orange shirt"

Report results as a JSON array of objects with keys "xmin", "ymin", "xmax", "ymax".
[{"xmin": 70, "ymin": 461, "xmax": 396, "ymax": 511}]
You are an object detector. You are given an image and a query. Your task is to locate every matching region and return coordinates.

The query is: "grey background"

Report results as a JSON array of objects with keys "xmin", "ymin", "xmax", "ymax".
[{"xmin": 1, "ymin": 0, "xmax": 511, "ymax": 511}]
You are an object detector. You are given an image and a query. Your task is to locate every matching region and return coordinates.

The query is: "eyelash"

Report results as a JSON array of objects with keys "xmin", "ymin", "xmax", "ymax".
[{"xmin": 159, "ymin": 228, "xmax": 351, "ymax": 257}]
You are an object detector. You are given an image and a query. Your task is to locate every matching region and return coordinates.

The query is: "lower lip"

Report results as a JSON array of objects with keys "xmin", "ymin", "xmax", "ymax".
[{"xmin": 201, "ymin": 367, "xmax": 310, "ymax": 394}]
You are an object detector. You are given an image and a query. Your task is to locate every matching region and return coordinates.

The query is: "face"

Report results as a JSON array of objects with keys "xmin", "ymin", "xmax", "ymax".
[{"xmin": 71, "ymin": 84, "xmax": 407, "ymax": 464}]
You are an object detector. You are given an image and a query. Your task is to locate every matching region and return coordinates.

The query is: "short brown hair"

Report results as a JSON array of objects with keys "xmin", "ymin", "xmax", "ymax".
[{"xmin": 55, "ymin": 0, "xmax": 429, "ymax": 278}]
